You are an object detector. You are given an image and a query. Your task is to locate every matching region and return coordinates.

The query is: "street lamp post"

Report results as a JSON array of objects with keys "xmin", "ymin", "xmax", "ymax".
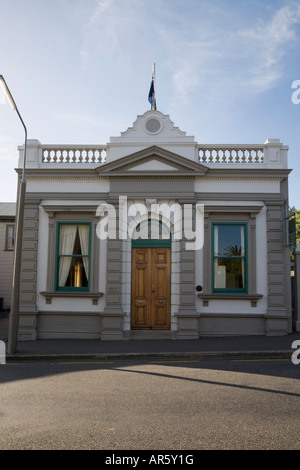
[{"xmin": 0, "ymin": 75, "xmax": 27, "ymax": 354}]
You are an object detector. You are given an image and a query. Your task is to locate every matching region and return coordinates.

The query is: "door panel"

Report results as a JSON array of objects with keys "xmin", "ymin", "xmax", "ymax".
[
  {"xmin": 151, "ymin": 248, "xmax": 170, "ymax": 329},
  {"xmin": 131, "ymin": 248, "xmax": 151, "ymax": 328},
  {"xmin": 131, "ymin": 247, "xmax": 170, "ymax": 329}
]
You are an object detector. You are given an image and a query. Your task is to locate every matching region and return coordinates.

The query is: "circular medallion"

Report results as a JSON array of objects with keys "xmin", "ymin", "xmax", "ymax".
[{"xmin": 145, "ymin": 118, "xmax": 161, "ymax": 134}]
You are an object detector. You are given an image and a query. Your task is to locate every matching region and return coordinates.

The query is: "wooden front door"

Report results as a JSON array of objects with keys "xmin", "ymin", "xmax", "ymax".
[{"xmin": 131, "ymin": 247, "xmax": 171, "ymax": 329}]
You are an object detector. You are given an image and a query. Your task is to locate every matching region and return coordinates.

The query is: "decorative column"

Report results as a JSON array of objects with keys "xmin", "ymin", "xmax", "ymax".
[
  {"xmin": 265, "ymin": 202, "xmax": 291, "ymax": 335},
  {"xmin": 18, "ymin": 200, "xmax": 39, "ymax": 340},
  {"xmin": 176, "ymin": 203, "xmax": 199, "ymax": 339},
  {"xmin": 101, "ymin": 202, "xmax": 125, "ymax": 340}
]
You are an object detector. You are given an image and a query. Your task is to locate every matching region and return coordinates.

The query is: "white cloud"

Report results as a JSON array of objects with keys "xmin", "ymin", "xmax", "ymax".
[
  {"xmin": 237, "ymin": 3, "xmax": 300, "ymax": 92},
  {"xmin": 54, "ymin": 111, "xmax": 127, "ymax": 141},
  {"xmin": 80, "ymin": 0, "xmax": 144, "ymax": 63},
  {"xmin": 164, "ymin": 2, "xmax": 300, "ymax": 109},
  {"xmin": 56, "ymin": 112, "xmax": 106, "ymax": 127},
  {"xmin": 78, "ymin": 0, "xmax": 300, "ymax": 111}
]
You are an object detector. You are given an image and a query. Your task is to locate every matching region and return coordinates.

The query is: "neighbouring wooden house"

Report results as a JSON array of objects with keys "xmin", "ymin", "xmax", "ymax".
[
  {"xmin": 15, "ymin": 110, "xmax": 292, "ymax": 340},
  {"xmin": 0, "ymin": 202, "xmax": 16, "ymax": 313}
]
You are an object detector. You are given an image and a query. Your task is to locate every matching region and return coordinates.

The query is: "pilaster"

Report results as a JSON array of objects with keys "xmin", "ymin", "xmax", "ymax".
[
  {"xmin": 265, "ymin": 203, "xmax": 291, "ymax": 335},
  {"xmin": 101, "ymin": 205, "xmax": 125, "ymax": 340},
  {"xmin": 176, "ymin": 204, "xmax": 199, "ymax": 339},
  {"xmin": 294, "ymin": 245, "xmax": 300, "ymax": 332},
  {"xmin": 19, "ymin": 200, "xmax": 39, "ymax": 340}
]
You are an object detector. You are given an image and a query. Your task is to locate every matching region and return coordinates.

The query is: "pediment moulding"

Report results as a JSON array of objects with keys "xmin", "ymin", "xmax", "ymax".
[{"xmin": 95, "ymin": 145, "xmax": 208, "ymax": 177}]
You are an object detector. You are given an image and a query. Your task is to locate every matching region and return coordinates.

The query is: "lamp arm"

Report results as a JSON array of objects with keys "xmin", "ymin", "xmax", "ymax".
[{"xmin": 15, "ymin": 108, "xmax": 27, "ymax": 183}]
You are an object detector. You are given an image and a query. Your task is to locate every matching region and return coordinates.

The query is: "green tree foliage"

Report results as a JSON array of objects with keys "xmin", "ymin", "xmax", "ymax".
[{"xmin": 289, "ymin": 207, "xmax": 300, "ymax": 264}]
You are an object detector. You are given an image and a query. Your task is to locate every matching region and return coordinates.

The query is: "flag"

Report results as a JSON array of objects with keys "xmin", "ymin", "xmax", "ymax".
[
  {"xmin": 148, "ymin": 64, "xmax": 156, "ymax": 110},
  {"xmin": 148, "ymin": 79, "xmax": 156, "ymax": 109}
]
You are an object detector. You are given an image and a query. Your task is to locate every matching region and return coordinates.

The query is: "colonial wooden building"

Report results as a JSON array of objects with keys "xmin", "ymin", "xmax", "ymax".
[
  {"xmin": 0, "ymin": 202, "xmax": 16, "ymax": 312},
  {"xmin": 16, "ymin": 110, "xmax": 292, "ymax": 340}
]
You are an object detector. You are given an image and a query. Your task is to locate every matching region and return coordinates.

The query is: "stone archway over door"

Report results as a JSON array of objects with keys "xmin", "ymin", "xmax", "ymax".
[{"xmin": 131, "ymin": 247, "xmax": 171, "ymax": 330}]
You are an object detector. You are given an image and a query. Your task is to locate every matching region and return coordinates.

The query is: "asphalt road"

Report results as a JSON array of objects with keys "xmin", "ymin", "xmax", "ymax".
[{"xmin": 0, "ymin": 357, "xmax": 299, "ymax": 451}]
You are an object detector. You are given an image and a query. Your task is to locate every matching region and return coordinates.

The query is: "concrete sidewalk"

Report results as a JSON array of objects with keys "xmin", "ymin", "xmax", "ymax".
[{"xmin": 1, "ymin": 316, "xmax": 299, "ymax": 361}]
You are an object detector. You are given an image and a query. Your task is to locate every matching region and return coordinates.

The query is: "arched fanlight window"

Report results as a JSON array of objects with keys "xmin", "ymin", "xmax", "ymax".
[{"xmin": 132, "ymin": 219, "xmax": 171, "ymax": 247}]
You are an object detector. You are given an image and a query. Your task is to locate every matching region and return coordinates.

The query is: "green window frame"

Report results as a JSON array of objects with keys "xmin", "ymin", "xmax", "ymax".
[
  {"xmin": 55, "ymin": 222, "xmax": 91, "ymax": 292},
  {"xmin": 212, "ymin": 222, "xmax": 247, "ymax": 294}
]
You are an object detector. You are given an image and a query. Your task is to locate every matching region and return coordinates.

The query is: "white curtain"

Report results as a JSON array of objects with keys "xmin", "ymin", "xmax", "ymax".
[
  {"xmin": 59, "ymin": 225, "xmax": 77, "ymax": 287},
  {"xmin": 214, "ymin": 225, "xmax": 219, "ymax": 256},
  {"xmin": 78, "ymin": 225, "xmax": 90, "ymax": 280},
  {"xmin": 240, "ymin": 225, "xmax": 245, "ymax": 287},
  {"xmin": 240, "ymin": 225, "xmax": 245, "ymax": 256}
]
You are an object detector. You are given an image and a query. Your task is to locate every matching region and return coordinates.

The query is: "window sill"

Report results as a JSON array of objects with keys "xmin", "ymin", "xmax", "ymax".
[
  {"xmin": 198, "ymin": 293, "xmax": 263, "ymax": 307},
  {"xmin": 40, "ymin": 291, "xmax": 104, "ymax": 305}
]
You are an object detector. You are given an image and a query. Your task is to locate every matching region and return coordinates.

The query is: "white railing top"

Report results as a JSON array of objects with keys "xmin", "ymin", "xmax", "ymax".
[
  {"xmin": 197, "ymin": 144, "xmax": 264, "ymax": 164},
  {"xmin": 41, "ymin": 144, "xmax": 107, "ymax": 164},
  {"xmin": 40, "ymin": 143, "xmax": 264, "ymax": 165},
  {"xmin": 19, "ymin": 139, "xmax": 288, "ymax": 169}
]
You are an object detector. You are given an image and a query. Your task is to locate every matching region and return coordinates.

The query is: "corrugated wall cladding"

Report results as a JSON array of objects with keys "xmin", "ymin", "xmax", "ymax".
[{"xmin": 0, "ymin": 223, "xmax": 14, "ymax": 310}]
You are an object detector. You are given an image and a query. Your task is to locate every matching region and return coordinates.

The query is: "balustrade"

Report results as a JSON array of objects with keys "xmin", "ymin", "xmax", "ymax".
[
  {"xmin": 198, "ymin": 146, "xmax": 264, "ymax": 164},
  {"xmin": 39, "ymin": 144, "xmax": 266, "ymax": 166},
  {"xmin": 41, "ymin": 146, "xmax": 107, "ymax": 164}
]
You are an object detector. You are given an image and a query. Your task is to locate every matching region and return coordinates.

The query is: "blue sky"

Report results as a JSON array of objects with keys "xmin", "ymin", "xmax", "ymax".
[{"xmin": 0, "ymin": 0, "xmax": 299, "ymax": 207}]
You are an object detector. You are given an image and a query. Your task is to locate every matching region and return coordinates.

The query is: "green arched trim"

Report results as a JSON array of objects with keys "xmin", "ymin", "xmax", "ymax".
[{"xmin": 131, "ymin": 219, "xmax": 171, "ymax": 248}]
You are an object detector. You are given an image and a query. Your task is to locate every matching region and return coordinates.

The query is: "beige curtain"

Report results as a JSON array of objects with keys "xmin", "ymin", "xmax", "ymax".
[
  {"xmin": 241, "ymin": 225, "xmax": 245, "ymax": 287},
  {"xmin": 78, "ymin": 225, "xmax": 89, "ymax": 280},
  {"xmin": 59, "ymin": 225, "xmax": 77, "ymax": 287}
]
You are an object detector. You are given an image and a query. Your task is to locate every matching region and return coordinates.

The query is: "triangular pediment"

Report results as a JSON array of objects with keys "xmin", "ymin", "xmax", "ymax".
[{"xmin": 96, "ymin": 146, "xmax": 208, "ymax": 177}]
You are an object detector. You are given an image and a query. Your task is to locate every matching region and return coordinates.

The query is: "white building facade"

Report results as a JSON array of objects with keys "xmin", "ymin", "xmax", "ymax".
[{"xmin": 16, "ymin": 110, "xmax": 292, "ymax": 340}]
